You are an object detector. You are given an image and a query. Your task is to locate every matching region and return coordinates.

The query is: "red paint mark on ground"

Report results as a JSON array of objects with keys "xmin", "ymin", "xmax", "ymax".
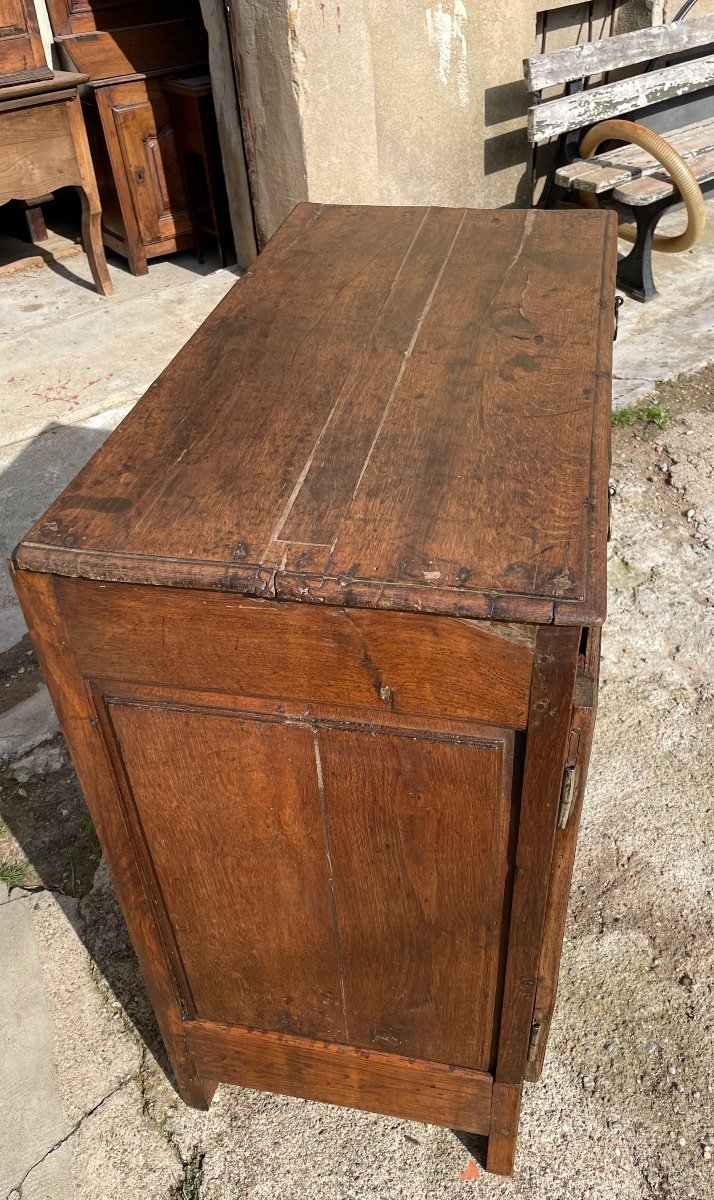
[
  {"xmin": 29, "ymin": 372, "xmax": 105, "ymax": 411},
  {"xmin": 460, "ymin": 1158, "xmax": 480, "ymax": 1181}
]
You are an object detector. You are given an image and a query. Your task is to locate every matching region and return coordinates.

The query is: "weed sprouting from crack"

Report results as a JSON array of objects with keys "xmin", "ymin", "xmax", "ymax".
[{"xmin": 171, "ymin": 1148, "xmax": 204, "ymax": 1200}]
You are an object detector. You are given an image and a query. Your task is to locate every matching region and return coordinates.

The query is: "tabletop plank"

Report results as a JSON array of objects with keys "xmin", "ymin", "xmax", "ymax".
[{"xmin": 16, "ymin": 204, "xmax": 616, "ymax": 625}]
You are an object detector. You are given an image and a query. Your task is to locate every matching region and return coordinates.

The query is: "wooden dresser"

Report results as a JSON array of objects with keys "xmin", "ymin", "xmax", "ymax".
[
  {"xmin": 11, "ymin": 204, "xmax": 618, "ymax": 1176},
  {"xmin": 46, "ymin": 0, "xmax": 207, "ymax": 273}
]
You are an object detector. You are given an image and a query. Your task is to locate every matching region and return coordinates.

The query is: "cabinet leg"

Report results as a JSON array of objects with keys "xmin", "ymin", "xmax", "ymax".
[
  {"xmin": 127, "ymin": 245, "xmax": 149, "ymax": 276},
  {"xmin": 25, "ymin": 201, "xmax": 49, "ymax": 244},
  {"xmin": 175, "ymin": 1069, "xmax": 219, "ymax": 1111},
  {"xmin": 77, "ymin": 187, "xmax": 113, "ymax": 297},
  {"xmin": 486, "ymin": 1082, "xmax": 522, "ymax": 1176}
]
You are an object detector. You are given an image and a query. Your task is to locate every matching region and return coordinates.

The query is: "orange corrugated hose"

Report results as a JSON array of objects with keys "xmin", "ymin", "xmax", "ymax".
[{"xmin": 577, "ymin": 118, "xmax": 706, "ymax": 252}]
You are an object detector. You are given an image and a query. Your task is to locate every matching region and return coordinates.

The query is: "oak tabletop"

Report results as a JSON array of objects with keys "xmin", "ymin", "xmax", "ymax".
[{"xmin": 16, "ymin": 203, "xmax": 617, "ymax": 624}]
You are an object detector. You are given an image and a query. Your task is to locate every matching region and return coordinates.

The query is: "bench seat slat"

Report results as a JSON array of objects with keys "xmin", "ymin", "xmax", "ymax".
[
  {"xmin": 614, "ymin": 146, "xmax": 714, "ymax": 204},
  {"xmin": 528, "ymin": 53, "xmax": 714, "ymax": 142},
  {"xmin": 555, "ymin": 115, "xmax": 714, "ymax": 193},
  {"xmin": 525, "ymin": 13, "xmax": 714, "ymax": 92}
]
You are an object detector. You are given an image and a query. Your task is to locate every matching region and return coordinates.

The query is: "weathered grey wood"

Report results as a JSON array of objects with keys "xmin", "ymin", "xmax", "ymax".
[
  {"xmin": 613, "ymin": 148, "xmax": 714, "ymax": 204},
  {"xmin": 525, "ymin": 13, "xmax": 714, "ymax": 91},
  {"xmin": 528, "ymin": 53, "xmax": 714, "ymax": 142},
  {"xmin": 197, "ymin": 0, "xmax": 257, "ymax": 266},
  {"xmin": 555, "ymin": 115, "xmax": 714, "ymax": 193}
]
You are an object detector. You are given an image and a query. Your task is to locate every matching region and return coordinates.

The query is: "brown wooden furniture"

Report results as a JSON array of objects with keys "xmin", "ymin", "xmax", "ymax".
[
  {"xmin": 51, "ymin": 13, "xmax": 208, "ymax": 274},
  {"xmin": 11, "ymin": 204, "xmax": 617, "ymax": 1176},
  {"xmin": 0, "ymin": 0, "xmax": 52, "ymax": 86},
  {"xmin": 0, "ymin": 71, "xmax": 112, "ymax": 294},
  {"xmin": 163, "ymin": 75, "xmax": 234, "ymax": 267},
  {"xmin": 44, "ymin": 0, "xmax": 196, "ymax": 37}
]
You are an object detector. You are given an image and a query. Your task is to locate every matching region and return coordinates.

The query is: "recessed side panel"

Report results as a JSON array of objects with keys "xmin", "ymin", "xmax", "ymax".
[
  {"xmin": 318, "ymin": 726, "xmax": 516, "ymax": 1072},
  {"xmin": 106, "ymin": 702, "xmax": 346, "ymax": 1042}
]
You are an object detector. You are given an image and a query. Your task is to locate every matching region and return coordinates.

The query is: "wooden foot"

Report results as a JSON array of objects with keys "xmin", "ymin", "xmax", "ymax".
[
  {"xmin": 486, "ymin": 1082, "xmax": 522, "ymax": 1176},
  {"xmin": 128, "ymin": 246, "xmax": 149, "ymax": 276},
  {"xmin": 175, "ymin": 1070, "xmax": 218, "ymax": 1111},
  {"xmin": 24, "ymin": 201, "xmax": 49, "ymax": 244},
  {"xmin": 78, "ymin": 187, "xmax": 113, "ymax": 296}
]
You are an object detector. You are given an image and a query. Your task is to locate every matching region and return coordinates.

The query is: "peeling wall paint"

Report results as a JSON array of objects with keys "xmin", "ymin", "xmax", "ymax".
[{"xmin": 425, "ymin": 1, "xmax": 470, "ymax": 108}]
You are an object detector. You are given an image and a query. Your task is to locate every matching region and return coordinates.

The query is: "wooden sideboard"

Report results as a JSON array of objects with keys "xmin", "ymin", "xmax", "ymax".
[
  {"xmin": 0, "ymin": 72, "xmax": 112, "ymax": 293},
  {"xmin": 11, "ymin": 204, "xmax": 618, "ymax": 1176},
  {"xmin": 51, "ymin": 9, "xmax": 207, "ymax": 273}
]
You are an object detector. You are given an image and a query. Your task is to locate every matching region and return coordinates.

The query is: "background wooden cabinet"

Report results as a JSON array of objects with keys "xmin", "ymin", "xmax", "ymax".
[
  {"xmin": 50, "ymin": 11, "xmax": 207, "ymax": 272},
  {"xmin": 0, "ymin": 0, "xmax": 51, "ymax": 85},
  {"xmin": 44, "ymin": 0, "xmax": 195, "ymax": 36},
  {"xmin": 94, "ymin": 79, "xmax": 192, "ymax": 269}
]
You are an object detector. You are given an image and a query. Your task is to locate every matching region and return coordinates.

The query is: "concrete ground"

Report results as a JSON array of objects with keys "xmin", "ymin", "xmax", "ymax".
[{"xmin": 1, "ymin": 218, "xmax": 713, "ymax": 1200}]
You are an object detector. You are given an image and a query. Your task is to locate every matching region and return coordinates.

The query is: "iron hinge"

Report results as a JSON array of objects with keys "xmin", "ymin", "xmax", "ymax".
[
  {"xmin": 613, "ymin": 295, "xmax": 624, "ymax": 341},
  {"xmin": 557, "ymin": 764, "xmax": 578, "ymax": 830},
  {"xmin": 527, "ymin": 1019, "xmax": 543, "ymax": 1063}
]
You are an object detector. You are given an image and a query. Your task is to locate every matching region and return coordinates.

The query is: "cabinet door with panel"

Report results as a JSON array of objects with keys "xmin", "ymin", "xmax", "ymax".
[
  {"xmin": 102, "ymin": 698, "xmax": 518, "ymax": 1070},
  {"xmin": 95, "ymin": 78, "xmax": 192, "ymax": 273},
  {"xmin": 110, "ymin": 79, "xmax": 190, "ymax": 246},
  {"xmin": 0, "ymin": 0, "xmax": 51, "ymax": 84}
]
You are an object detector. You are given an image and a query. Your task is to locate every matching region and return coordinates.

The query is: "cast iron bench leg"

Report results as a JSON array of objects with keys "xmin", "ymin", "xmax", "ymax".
[{"xmin": 616, "ymin": 195, "xmax": 675, "ymax": 303}]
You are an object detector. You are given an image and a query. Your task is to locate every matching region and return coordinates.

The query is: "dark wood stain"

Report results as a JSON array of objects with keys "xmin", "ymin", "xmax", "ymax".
[
  {"xmin": 10, "ymin": 204, "xmax": 615, "ymax": 1175},
  {"xmin": 186, "ymin": 1019, "xmax": 494, "ymax": 1135},
  {"xmin": 15, "ymin": 203, "xmax": 617, "ymax": 627}
]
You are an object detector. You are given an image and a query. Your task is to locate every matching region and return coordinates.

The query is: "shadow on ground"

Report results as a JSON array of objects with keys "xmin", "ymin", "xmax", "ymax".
[{"xmin": 0, "ymin": 419, "xmax": 174, "ymax": 1085}]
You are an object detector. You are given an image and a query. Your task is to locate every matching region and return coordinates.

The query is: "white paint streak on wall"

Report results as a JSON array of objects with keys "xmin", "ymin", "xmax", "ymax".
[{"xmin": 425, "ymin": 1, "xmax": 469, "ymax": 107}]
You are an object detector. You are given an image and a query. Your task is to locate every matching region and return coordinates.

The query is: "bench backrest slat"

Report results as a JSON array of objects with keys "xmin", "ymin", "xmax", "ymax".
[
  {"xmin": 528, "ymin": 52, "xmax": 714, "ymax": 142},
  {"xmin": 525, "ymin": 13, "xmax": 714, "ymax": 91}
]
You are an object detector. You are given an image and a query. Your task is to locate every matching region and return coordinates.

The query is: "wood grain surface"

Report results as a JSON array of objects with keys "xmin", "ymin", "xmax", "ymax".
[
  {"xmin": 55, "ymin": 20, "xmax": 207, "ymax": 82},
  {"xmin": 492, "ymin": 625, "xmax": 581, "ymax": 1086},
  {"xmin": 108, "ymin": 703, "xmax": 346, "ymax": 1038},
  {"xmin": 55, "ymin": 578, "xmax": 534, "ymax": 729},
  {"xmin": 526, "ymin": 13, "xmax": 714, "ymax": 91},
  {"xmin": 15, "ymin": 203, "xmax": 616, "ymax": 626},
  {"xmin": 525, "ymin": 627, "xmax": 601, "ymax": 1082},
  {"xmin": 316, "ymin": 725, "xmax": 515, "ymax": 1070},
  {"xmin": 186, "ymin": 1019, "xmax": 493, "ymax": 1134},
  {"xmin": 10, "ymin": 568, "xmax": 214, "ymax": 1108},
  {"xmin": 104, "ymin": 693, "xmax": 518, "ymax": 1068}
]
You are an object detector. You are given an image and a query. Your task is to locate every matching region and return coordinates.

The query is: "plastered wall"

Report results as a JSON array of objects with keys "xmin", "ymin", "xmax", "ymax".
[{"xmin": 230, "ymin": 0, "xmax": 696, "ymax": 243}]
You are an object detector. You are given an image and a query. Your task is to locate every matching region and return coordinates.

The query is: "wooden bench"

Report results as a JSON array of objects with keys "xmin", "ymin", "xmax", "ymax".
[{"xmin": 525, "ymin": 14, "xmax": 714, "ymax": 300}]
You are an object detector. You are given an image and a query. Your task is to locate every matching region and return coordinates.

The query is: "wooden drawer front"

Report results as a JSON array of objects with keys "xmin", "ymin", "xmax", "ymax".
[
  {"xmin": 0, "ymin": 102, "xmax": 75, "ymax": 204},
  {"xmin": 106, "ymin": 698, "xmax": 516, "ymax": 1070},
  {"xmin": 57, "ymin": 578, "xmax": 534, "ymax": 730},
  {"xmin": 107, "ymin": 80, "xmax": 190, "ymax": 245}
]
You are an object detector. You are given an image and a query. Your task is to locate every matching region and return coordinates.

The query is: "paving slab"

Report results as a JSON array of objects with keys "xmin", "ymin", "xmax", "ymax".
[
  {"xmin": 1, "ymin": 255, "xmax": 237, "ymax": 447},
  {"xmin": 0, "ymin": 685, "xmax": 58, "ymax": 762},
  {"xmin": 613, "ymin": 198, "xmax": 714, "ymax": 408},
  {"xmin": 0, "ymin": 894, "xmax": 72, "ymax": 1200},
  {"xmin": 0, "ymin": 404, "xmax": 133, "ymax": 652}
]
